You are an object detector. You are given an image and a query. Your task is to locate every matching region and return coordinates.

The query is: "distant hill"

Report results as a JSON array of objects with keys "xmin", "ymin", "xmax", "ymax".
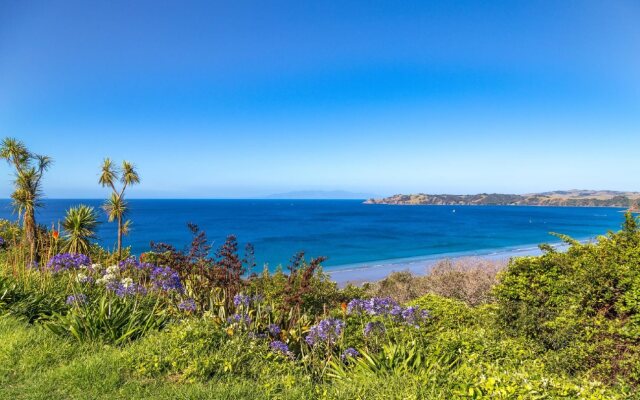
[
  {"xmin": 365, "ymin": 190, "xmax": 640, "ymax": 209},
  {"xmin": 266, "ymin": 190, "xmax": 376, "ymax": 200}
]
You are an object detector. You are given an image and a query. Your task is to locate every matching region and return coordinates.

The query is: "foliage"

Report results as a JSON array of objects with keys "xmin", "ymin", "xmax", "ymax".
[
  {"xmin": 44, "ymin": 292, "xmax": 167, "ymax": 345},
  {"xmin": 0, "ymin": 274, "xmax": 67, "ymax": 322},
  {"xmin": 146, "ymin": 225, "xmax": 254, "ymax": 310},
  {"xmin": 99, "ymin": 158, "xmax": 140, "ymax": 259},
  {"xmin": 0, "ymin": 137, "xmax": 52, "ymax": 263},
  {"xmin": 364, "ymin": 257, "xmax": 504, "ymax": 305},
  {"xmin": 61, "ymin": 204, "xmax": 100, "ymax": 254},
  {"xmin": 494, "ymin": 212, "xmax": 640, "ymax": 383}
]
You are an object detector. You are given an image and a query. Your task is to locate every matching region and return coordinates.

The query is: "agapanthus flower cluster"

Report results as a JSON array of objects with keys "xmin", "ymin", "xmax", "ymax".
[
  {"xmin": 150, "ymin": 266, "xmax": 183, "ymax": 293},
  {"xmin": 347, "ymin": 297, "xmax": 401, "ymax": 316},
  {"xmin": 177, "ymin": 298, "xmax": 197, "ymax": 312},
  {"xmin": 341, "ymin": 347, "xmax": 360, "ymax": 361},
  {"xmin": 96, "ymin": 265, "xmax": 120, "ymax": 286},
  {"xmin": 105, "ymin": 278, "xmax": 147, "ymax": 298},
  {"xmin": 401, "ymin": 306, "xmax": 430, "ymax": 327},
  {"xmin": 66, "ymin": 293, "xmax": 88, "ymax": 305},
  {"xmin": 227, "ymin": 313, "xmax": 251, "ymax": 326},
  {"xmin": 270, "ymin": 340, "xmax": 293, "ymax": 358},
  {"xmin": 347, "ymin": 297, "xmax": 430, "ymax": 327},
  {"xmin": 118, "ymin": 256, "xmax": 155, "ymax": 271},
  {"xmin": 268, "ymin": 324, "xmax": 282, "ymax": 337},
  {"xmin": 75, "ymin": 272, "xmax": 94, "ymax": 284},
  {"xmin": 46, "ymin": 253, "xmax": 91, "ymax": 273},
  {"xmin": 233, "ymin": 293, "xmax": 251, "ymax": 307},
  {"xmin": 305, "ymin": 318, "xmax": 345, "ymax": 347},
  {"xmin": 0, "ymin": 237, "xmax": 5, "ymax": 247},
  {"xmin": 364, "ymin": 321, "xmax": 386, "ymax": 337}
]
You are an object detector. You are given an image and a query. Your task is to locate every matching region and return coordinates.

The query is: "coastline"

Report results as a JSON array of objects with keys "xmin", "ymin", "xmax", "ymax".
[{"xmin": 327, "ymin": 238, "xmax": 588, "ymax": 286}]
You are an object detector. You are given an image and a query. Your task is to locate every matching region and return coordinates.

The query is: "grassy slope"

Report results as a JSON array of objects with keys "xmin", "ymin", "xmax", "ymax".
[
  {"xmin": 0, "ymin": 316, "xmax": 429, "ymax": 400},
  {"xmin": 1, "ymin": 300, "xmax": 629, "ymax": 400},
  {"xmin": 0, "ymin": 316, "xmax": 288, "ymax": 400}
]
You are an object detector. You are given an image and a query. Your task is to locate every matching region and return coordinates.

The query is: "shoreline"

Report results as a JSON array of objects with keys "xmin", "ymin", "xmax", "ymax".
[{"xmin": 327, "ymin": 238, "xmax": 589, "ymax": 286}]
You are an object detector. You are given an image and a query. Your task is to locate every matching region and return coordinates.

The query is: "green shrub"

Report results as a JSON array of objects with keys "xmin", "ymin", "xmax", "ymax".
[
  {"xmin": 494, "ymin": 212, "xmax": 640, "ymax": 383},
  {"xmin": 128, "ymin": 318, "xmax": 303, "ymax": 383},
  {"xmin": 44, "ymin": 293, "xmax": 168, "ymax": 345},
  {"xmin": 364, "ymin": 258, "xmax": 504, "ymax": 306},
  {"xmin": 0, "ymin": 274, "xmax": 67, "ymax": 322}
]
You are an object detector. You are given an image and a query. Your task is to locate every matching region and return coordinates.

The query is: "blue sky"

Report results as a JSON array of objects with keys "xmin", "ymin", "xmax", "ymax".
[{"xmin": 1, "ymin": 0, "xmax": 639, "ymax": 198}]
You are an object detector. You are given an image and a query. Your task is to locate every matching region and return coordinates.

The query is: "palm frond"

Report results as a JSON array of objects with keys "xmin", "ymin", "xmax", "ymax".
[
  {"xmin": 98, "ymin": 158, "xmax": 119, "ymax": 189},
  {"xmin": 122, "ymin": 219, "xmax": 132, "ymax": 236},
  {"xmin": 102, "ymin": 192, "xmax": 128, "ymax": 222},
  {"xmin": 62, "ymin": 205, "xmax": 100, "ymax": 254},
  {"xmin": 0, "ymin": 137, "xmax": 30, "ymax": 167},
  {"xmin": 121, "ymin": 161, "xmax": 140, "ymax": 186}
]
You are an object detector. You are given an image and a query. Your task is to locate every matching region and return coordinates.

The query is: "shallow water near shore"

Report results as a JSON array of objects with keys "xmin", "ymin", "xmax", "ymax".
[{"xmin": 0, "ymin": 199, "xmax": 624, "ymax": 277}]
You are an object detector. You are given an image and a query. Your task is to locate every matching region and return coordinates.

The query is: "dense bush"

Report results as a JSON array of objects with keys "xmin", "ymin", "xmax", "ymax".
[
  {"xmin": 364, "ymin": 257, "xmax": 504, "ymax": 305},
  {"xmin": 494, "ymin": 212, "xmax": 640, "ymax": 383}
]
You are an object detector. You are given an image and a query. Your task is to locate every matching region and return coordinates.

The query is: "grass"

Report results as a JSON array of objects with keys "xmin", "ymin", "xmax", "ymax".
[
  {"xmin": 0, "ymin": 315, "xmax": 441, "ymax": 399},
  {"xmin": 0, "ymin": 305, "xmax": 631, "ymax": 400}
]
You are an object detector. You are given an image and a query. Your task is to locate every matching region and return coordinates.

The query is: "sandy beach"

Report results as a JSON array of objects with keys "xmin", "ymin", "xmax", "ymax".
[{"xmin": 328, "ymin": 240, "xmax": 578, "ymax": 286}]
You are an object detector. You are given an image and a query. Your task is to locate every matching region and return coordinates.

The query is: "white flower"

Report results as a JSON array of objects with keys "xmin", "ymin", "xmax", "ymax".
[
  {"xmin": 76, "ymin": 273, "xmax": 88, "ymax": 283},
  {"xmin": 79, "ymin": 264, "xmax": 88, "ymax": 270},
  {"xmin": 121, "ymin": 277, "xmax": 134, "ymax": 288},
  {"xmin": 97, "ymin": 273, "xmax": 117, "ymax": 285},
  {"xmin": 106, "ymin": 265, "xmax": 119, "ymax": 275},
  {"xmin": 91, "ymin": 263, "xmax": 102, "ymax": 271}
]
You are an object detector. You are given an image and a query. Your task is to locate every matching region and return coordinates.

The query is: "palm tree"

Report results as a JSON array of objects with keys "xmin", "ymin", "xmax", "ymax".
[
  {"xmin": 0, "ymin": 137, "xmax": 52, "ymax": 263},
  {"xmin": 98, "ymin": 158, "xmax": 140, "ymax": 259},
  {"xmin": 62, "ymin": 205, "xmax": 99, "ymax": 254}
]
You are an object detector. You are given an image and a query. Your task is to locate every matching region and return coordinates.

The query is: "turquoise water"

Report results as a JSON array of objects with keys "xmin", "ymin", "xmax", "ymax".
[{"xmin": 0, "ymin": 199, "xmax": 625, "ymax": 271}]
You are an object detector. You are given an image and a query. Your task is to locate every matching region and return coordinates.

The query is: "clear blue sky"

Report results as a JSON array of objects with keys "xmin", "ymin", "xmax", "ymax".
[{"xmin": 1, "ymin": 0, "xmax": 639, "ymax": 198}]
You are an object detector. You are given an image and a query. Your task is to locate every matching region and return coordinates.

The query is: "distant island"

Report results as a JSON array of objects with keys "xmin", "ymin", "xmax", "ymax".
[
  {"xmin": 365, "ymin": 190, "xmax": 640, "ymax": 209},
  {"xmin": 266, "ymin": 190, "xmax": 376, "ymax": 200}
]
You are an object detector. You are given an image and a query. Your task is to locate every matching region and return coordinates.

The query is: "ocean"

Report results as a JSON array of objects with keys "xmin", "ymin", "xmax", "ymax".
[{"xmin": 0, "ymin": 199, "xmax": 625, "ymax": 277}]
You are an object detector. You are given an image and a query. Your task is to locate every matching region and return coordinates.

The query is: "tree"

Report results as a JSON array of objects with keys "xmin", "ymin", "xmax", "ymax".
[
  {"xmin": 62, "ymin": 205, "xmax": 99, "ymax": 254},
  {"xmin": 0, "ymin": 137, "xmax": 52, "ymax": 263},
  {"xmin": 99, "ymin": 158, "xmax": 140, "ymax": 259}
]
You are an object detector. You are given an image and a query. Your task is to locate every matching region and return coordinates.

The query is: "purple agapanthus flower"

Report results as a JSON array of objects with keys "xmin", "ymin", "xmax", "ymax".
[
  {"xmin": 305, "ymin": 318, "xmax": 345, "ymax": 347},
  {"xmin": 341, "ymin": 347, "xmax": 360, "ymax": 361},
  {"xmin": 76, "ymin": 273, "xmax": 94, "ymax": 284},
  {"xmin": 0, "ymin": 237, "xmax": 5, "ymax": 247},
  {"xmin": 116, "ymin": 283, "xmax": 147, "ymax": 298},
  {"xmin": 119, "ymin": 256, "xmax": 155, "ymax": 271},
  {"xmin": 118, "ymin": 256, "xmax": 139, "ymax": 269},
  {"xmin": 270, "ymin": 340, "xmax": 293, "ymax": 358},
  {"xmin": 46, "ymin": 253, "xmax": 91, "ymax": 273},
  {"xmin": 347, "ymin": 297, "xmax": 400, "ymax": 316},
  {"xmin": 233, "ymin": 293, "xmax": 251, "ymax": 307},
  {"xmin": 364, "ymin": 321, "xmax": 386, "ymax": 337},
  {"xmin": 401, "ymin": 306, "xmax": 430, "ymax": 327},
  {"xmin": 252, "ymin": 294, "xmax": 264, "ymax": 303},
  {"xmin": 66, "ymin": 293, "xmax": 88, "ymax": 305},
  {"xmin": 105, "ymin": 279, "xmax": 146, "ymax": 298},
  {"xmin": 227, "ymin": 313, "xmax": 251, "ymax": 326},
  {"xmin": 178, "ymin": 298, "xmax": 197, "ymax": 312},
  {"xmin": 268, "ymin": 324, "xmax": 282, "ymax": 337},
  {"xmin": 150, "ymin": 266, "xmax": 183, "ymax": 293}
]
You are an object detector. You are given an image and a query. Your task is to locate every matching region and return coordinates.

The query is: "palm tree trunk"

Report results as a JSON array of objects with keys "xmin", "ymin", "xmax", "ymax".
[
  {"xmin": 24, "ymin": 207, "xmax": 38, "ymax": 265},
  {"xmin": 117, "ymin": 214, "xmax": 122, "ymax": 259}
]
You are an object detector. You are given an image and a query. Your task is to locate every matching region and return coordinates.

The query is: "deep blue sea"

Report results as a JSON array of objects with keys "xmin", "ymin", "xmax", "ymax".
[{"xmin": 0, "ymin": 199, "xmax": 626, "ymax": 272}]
